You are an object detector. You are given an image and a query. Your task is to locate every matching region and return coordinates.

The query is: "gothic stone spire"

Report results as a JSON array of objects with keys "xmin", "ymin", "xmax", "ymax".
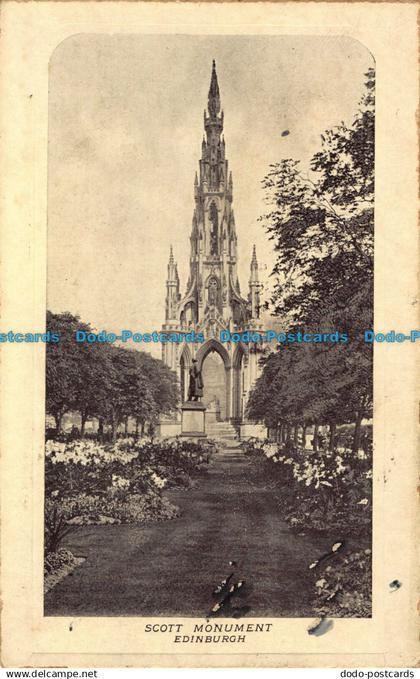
[
  {"xmin": 208, "ymin": 59, "xmax": 221, "ymax": 116},
  {"xmin": 165, "ymin": 246, "xmax": 180, "ymax": 320},
  {"xmin": 166, "ymin": 61, "xmax": 249, "ymax": 330},
  {"xmin": 249, "ymin": 245, "xmax": 261, "ymax": 319}
]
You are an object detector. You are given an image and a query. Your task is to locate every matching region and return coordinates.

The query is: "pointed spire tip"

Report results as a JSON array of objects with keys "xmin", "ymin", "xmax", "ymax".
[
  {"xmin": 208, "ymin": 58, "xmax": 220, "ymax": 101},
  {"xmin": 251, "ymin": 244, "xmax": 258, "ymax": 266}
]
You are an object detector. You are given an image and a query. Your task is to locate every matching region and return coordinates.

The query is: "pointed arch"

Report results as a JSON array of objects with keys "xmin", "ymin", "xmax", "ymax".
[
  {"xmin": 195, "ymin": 338, "xmax": 231, "ymax": 371},
  {"xmin": 232, "ymin": 343, "xmax": 248, "ymax": 422},
  {"xmin": 233, "ymin": 342, "xmax": 249, "ymax": 368},
  {"xmin": 196, "ymin": 339, "xmax": 231, "ymax": 419},
  {"xmin": 179, "ymin": 343, "xmax": 193, "ymax": 369},
  {"xmin": 179, "ymin": 344, "xmax": 193, "ymax": 403}
]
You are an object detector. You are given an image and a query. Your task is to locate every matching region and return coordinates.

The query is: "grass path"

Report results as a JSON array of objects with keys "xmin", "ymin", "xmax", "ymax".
[{"xmin": 44, "ymin": 445, "xmax": 341, "ymax": 617}]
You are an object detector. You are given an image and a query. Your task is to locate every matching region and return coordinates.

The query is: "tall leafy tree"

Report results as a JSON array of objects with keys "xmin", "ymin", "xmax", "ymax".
[
  {"xmin": 261, "ymin": 68, "xmax": 374, "ymax": 330},
  {"xmin": 46, "ymin": 311, "xmax": 179, "ymax": 439},
  {"xmin": 133, "ymin": 351, "xmax": 179, "ymax": 419},
  {"xmin": 249, "ymin": 70, "xmax": 374, "ymax": 448},
  {"xmin": 46, "ymin": 311, "xmax": 91, "ymax": 431}
]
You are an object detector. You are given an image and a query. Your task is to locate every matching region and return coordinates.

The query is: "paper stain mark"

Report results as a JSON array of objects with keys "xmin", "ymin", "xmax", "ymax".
[
  {"xmin": 69, "ymin": 622, "xmax": 73, "ymax": 631},
  {"xmin": 309, "ymin": 540, "xmax": 345, "ymax": 570},
  {"xmin": 208, "ymin": 560, "xmax": 251, "ymax": 619},
  {"xmin": 213, "ymin": 573, "xmax": 234, "ymax": 596},
  {"xmin": 389, "ymin": 579, "xmax": 402, "ymax": 592},
  {"xmin": 307, "ymin": 618, "xmax": 334, "ymax": 636},
  {"xmin": 281, "ymin": 130, "xmax": 290, "ymax": 137}
]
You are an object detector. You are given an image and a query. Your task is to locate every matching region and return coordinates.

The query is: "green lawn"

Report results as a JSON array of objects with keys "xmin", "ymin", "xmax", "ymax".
[{"xmin": 44, "ymin": 446, "xmax": 345, "ymax": 617}]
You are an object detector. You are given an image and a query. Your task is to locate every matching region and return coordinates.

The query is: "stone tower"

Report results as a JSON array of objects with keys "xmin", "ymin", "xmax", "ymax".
[{"xmin": 162, "ymin": 61, "xmax": 264, "ymax": 431}]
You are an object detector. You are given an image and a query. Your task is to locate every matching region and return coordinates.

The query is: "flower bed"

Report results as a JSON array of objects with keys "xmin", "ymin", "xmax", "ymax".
[
  {"xmin": 44, "ymin": 547, "xmax": 85, "ymax": 593},
  {"xmin": 241, "ymin": 437, "xmax": 372, "ymax": 617},
  {"xmin": 45, "ymin": 436, "xmax": 216, "ymax": 494},
  {"xmin": 241, "ymin": 438, "xmax": 371, "ymax": 535},
  {"xmin": 44, "ymin": 436, "xmax": 216, "ymax": 580},
  {"xmin": 312, "ymin": 549, "xmax": 372, "ymax": 617}
]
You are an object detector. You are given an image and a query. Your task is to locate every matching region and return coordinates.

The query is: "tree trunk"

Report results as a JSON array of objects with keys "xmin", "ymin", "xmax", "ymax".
[
  {"xmin": 135, "ymin": 419, "xmax": 139, "ymax": 439},
  {"xmin": 54, "ymin": 412, "xmax": 63, "ymax": 433},
  {"xmin": 141, "ymin": 421, "xmax": 145, "ymax": 437},
  {"xmin": 329, "ymin": 422, "xmax": 337, "ymax": 450},
  {"xmin": 111, "ymin": 412, "xmax": 117, "ymax": 443},
  {"xmin": 81, "ymin": 412, "xmax": 87, "ymax": 437},
  {"xmin": 313, "ymin": 423, "xmax": 319, "ymax": 451},
  {"xmin": 98, "ymin": 418, "xmax": 104, "ymax": 440},
  {"xmin": 149, "ymin": 422, "xmax": 155, "ymax": 443},
  {"xmin": 294, "ymin": 425, "xmax": 299, "ymax": 446},
  {"xmin": 124, "ymin": 417, "xmax": 129, "ymax": 435},
  {"xmin": 352, "ymin": 411, "xmax": 363, "ymax": 452},
  {"xmin": 302, "ymin": 424, "xmax": 307, "ymax": 448}
]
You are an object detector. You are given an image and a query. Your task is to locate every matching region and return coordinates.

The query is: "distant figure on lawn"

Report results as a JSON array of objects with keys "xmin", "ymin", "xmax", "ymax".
[{"xmin": 188, "ymin": 359, "xmax": 204, "ymax": 402}]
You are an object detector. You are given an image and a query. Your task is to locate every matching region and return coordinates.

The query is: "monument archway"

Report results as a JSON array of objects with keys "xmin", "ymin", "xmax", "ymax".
[
  {"xmin": 201, "ymin": 351, "xmax": 226, "ymax": 419},
  {"xmin": 196, "ymin": 339, "xmax": 231, "ymax": 421},
  {"xmin": 179, "ymin": 344, "xmax": 192, "ymax": 403},
  {"xmin": 232, "ymin": 343, "xmax": 248, "ymax": 423}
]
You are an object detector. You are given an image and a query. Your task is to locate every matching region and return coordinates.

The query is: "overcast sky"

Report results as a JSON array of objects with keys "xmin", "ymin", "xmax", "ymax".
[{"xmin": 47, "ymin": 34, "xmax": 373, "ymax": 356}]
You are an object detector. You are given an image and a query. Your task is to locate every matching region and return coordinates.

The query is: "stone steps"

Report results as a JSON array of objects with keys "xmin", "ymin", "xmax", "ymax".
[{"xmin": 206, "ymin": 421, "xmax": 238, "ymax": 441}]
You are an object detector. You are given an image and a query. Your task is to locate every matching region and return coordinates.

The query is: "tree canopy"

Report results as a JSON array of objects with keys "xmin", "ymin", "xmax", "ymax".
[
  {"xmin": 46, "ymin": 311, "xmax": 179, "ymax": 438},
  {"xmin": 247, "ymin": 69, "xmax": 374, "ymax": 450}
]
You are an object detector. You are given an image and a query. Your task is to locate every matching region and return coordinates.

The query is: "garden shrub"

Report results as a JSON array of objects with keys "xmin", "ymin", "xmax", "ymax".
[
  {"xmin": 44, "ymin": 436, "xmax": 214, "ymax": 542},
  {"xmin": 312, "ymin": 549, "xmax": 372, "ymax": 617},
  {"xmin": 44, "ymin": 547, "xmax": 76, "ymax": 575},
  {"xmin": 240, "ymin": 438, "xmax": 372, "ymax": 536},
  {"xmin": 241, "ymin": 438, "xmax": 372, "ymax": 617}
]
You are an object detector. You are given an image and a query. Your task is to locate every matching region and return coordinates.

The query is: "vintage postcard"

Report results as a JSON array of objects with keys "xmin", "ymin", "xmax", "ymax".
[{"xmin": 0, "ymin": 0, "xmax": 418, "ymax": 669}]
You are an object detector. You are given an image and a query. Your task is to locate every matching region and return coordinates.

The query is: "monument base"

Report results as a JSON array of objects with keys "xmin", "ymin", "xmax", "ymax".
[{"xmin": 181, "ymin": 401, "xmax": 207, "ymax": 437}]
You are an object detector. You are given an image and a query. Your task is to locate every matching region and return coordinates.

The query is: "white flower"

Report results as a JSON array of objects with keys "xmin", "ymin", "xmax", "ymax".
[
  {"xmin": 357, "ymin": 498, "xmax": 369, "ymax": 505},
  {"xmin": 151, "ymin": 472, "xmax": 167, "ymax": 489},
  {"xmin": 111, "ymin": 474, "xmax": 130, "ymax": 489},
  {"xmin": 315, "ymin": 578, "xmax": 327, "ymax": 588},
  {"xmin": 263, "ymin": 443, "xmax": 278, "ymax": 459}
]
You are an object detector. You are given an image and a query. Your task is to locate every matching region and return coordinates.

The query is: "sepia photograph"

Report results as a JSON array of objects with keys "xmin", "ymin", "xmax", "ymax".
[
  {"xmin": 1, "ymin": 0, "xmax": 419, "ymax": 669},
  {"xmin": 43, "ymin": 34, "xmax": 374, "ymax": 620}
]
